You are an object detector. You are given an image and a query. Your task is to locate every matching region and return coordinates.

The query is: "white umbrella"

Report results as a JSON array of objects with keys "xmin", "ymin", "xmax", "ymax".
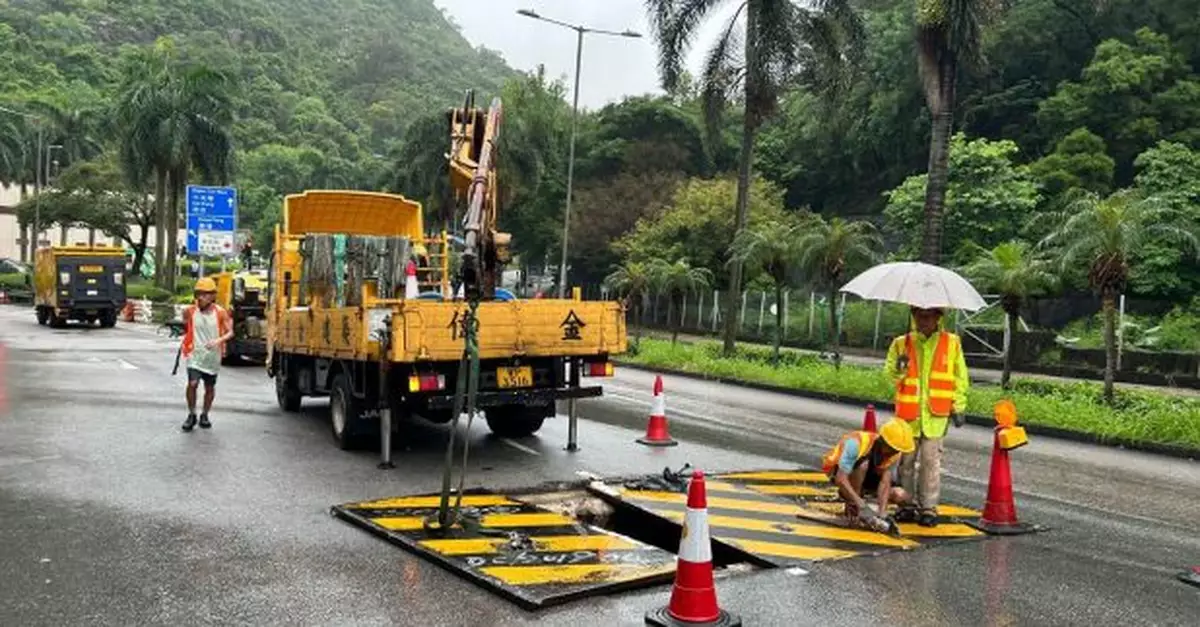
[{"xmin": 839, "ymin": 261, "xmax": 986, "ymax": 312}]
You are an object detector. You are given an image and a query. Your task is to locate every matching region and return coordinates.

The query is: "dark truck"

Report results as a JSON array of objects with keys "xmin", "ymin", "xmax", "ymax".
[{"xmin": 33, "ymin": 244, "xmax": 127, "ymax": 328}]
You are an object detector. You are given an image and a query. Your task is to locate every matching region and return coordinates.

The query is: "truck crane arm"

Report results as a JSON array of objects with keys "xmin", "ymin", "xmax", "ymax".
[{"xmin": 447, "ymin": 91, "xmax": 510, "ymax": 301}]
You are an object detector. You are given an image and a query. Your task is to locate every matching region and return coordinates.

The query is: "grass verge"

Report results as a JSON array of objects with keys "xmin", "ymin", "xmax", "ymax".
[{"xmin": 621, "ymin": 338, "xmax": 1200, "ymax": 451}]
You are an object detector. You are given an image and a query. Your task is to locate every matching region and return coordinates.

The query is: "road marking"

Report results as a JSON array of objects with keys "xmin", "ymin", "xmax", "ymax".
[
  {"xmin": 501, "ymin": 438, "xmax": 541, "ymax": 456},
  {"xmin": 350, "ymin": 494, "xmax": 516, "ymax": 509},
  {"xmin": 118, "ymin": 359, "xmax": 138, "ymax": 370},
  {"xmin": 420, "ymin": 534, "xmax": 641, "ymax": 556},
  {"xmin": 481, "ymin": 563, "xmax": 676, "ymax": 586}
]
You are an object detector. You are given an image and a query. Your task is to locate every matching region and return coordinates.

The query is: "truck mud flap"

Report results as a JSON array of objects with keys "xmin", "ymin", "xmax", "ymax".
[
  {"xmin": 588, "ymin": 467, "xmax": 988, "ymax": 567},
  {"xmin": 332, "ymin": 488, "xmax": 678, "ymax": 610}
]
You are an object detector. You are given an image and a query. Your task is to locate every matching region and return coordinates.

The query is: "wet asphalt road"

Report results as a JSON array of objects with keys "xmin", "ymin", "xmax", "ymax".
[{"xmin": 1, "ymin": 304, "xmax": 1197, "ymax": 626}]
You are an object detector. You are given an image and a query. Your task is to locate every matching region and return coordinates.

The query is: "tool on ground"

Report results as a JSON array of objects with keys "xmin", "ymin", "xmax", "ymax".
[
  {"xmin": 969, "ymin": 400, "xmax": 1039, "ymax": 535},
  {"xmin": 645, "ymin": 470, "xmax": 742, "ymax": 627},
  {"xmin": 638, "ymin": 375, "xmax": 678, "ymax": 447},
  {"xmin": 862, "ymin": 403, "xmax": 877, "ymax": 432}
]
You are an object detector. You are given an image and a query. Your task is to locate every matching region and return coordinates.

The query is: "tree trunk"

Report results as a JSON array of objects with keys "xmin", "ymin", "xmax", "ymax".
[
  {"xmin": 773, "ymin": 286, "xmax": 784, "ymax": 365},
  {"xmin": 166, "ymin": 172, "xmax": 181, "ymax": 295},
  {"xmin": 668, "ymin": 295, "xmax": 678, "ymax": 345},
  {"xmin": 1102, "ymin": 292, "xmax": 1117, "ymax": 404},
  {"xmin": 153, "ymin": 169, "xmax": 167, "ymax": 288},
  {"xmin": 1002, "ymin": 310, "xmax": 1016, "ymax": 389},
  {"xmin": 633, "ymin": 301, "xmax": 643, "ymax": 353},
  {"xmin": 721, "ymin": 9, "xmax": 760, "ymax": 358},
  {"xmin": 919, "ymin": 59, "xmax": 957, "ymax": 266},
  {"xmin": 59, "ymin": 224, "xmax": 68, "ymax": 245},
  {"xmin": 827, "ymin": 288, "xmax": 840, "ymax": 353},
  {"xmin": 132, "ymin": 224, "xmax": 149, "ymax": 278},
  {"xmin": 88, "ymin": 228, "xmax": 96, "ymax": 246}
]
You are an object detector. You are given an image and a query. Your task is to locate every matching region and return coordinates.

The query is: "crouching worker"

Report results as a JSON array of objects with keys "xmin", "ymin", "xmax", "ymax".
[{"xmin": 821, "ymin": 419, "xmax": 916, "ymax": 533}]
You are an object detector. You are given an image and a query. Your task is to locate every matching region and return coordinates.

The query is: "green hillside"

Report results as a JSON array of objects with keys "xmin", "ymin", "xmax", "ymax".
[{"xmin": 1, "ymin": 0, "xmax": 513, "ymax": 166}]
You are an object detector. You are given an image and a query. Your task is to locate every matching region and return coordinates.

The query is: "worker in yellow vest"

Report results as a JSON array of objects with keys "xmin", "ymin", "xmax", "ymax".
[
  {"xmin": 884, "ymin": 306, "xmax": 969, "ymax": 527},
  {"xmin": 822, "ymin": 419, "xmax": 916, "ymax": 533}
]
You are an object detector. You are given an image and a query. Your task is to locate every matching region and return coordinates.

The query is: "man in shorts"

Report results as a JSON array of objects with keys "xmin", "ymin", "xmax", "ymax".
[{"xmin": 180, "ymin": 277, "xmax": 233, "ymax": 431}]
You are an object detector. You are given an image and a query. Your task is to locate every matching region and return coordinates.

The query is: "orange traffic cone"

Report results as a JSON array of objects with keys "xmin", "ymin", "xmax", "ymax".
[
  {"xmin": 970, "ymin": 428, "xmax": 1038, "ymax": 535},
  {"xmin": 646, "ymin": 470, "xmax": 740, "ymax": 626},
  {"xmin": 637, "ymin": 376, "xmax": 677, "ymax": 447},
  {"xmin": 862, "ymin": 404, "xmax": 877, "ymax": 432},
  {"xmin": 1179, "ymin": 566, "xmax": 1200, "ymax": 588},
  {"xmin": 404, "ymin": 260, "xmax": 419, "ymax": 299},
  {"xmin": 0, "ymin": 290, "xmax": 9, "ymax": 304}
]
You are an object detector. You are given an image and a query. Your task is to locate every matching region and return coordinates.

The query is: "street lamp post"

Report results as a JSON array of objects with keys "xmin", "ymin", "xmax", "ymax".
[{"xmin": 516, "ymin": 9, "xmax": 641, "ymax": 298}]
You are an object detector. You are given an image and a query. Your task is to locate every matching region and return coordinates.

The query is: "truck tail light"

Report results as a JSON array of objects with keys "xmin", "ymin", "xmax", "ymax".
[
  {"xmin": 584, "ymin": 361, "xmax": 614, "ymax": 377},
  {"xmin": 408, "ymin": 373, "xmax": 446, "ymax": 393},
  {"xmin": 60, "ymin": 272, "xmax": 70, "ymax": 285},
  {"xmin": 113, "ymin": 272, "xmax": 123, "ymax": 285}
]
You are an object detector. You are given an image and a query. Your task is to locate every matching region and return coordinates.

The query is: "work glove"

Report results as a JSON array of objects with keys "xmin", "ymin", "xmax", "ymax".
[{"xmin": 952, "ymin": 412, "xmax": 966, "ymax": 428}]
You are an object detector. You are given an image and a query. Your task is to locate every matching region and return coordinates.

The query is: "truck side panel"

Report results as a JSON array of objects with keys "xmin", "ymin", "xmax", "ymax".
[{"xmin": 395, "ymin": 300, "xmax": 624, "ymax": 362}]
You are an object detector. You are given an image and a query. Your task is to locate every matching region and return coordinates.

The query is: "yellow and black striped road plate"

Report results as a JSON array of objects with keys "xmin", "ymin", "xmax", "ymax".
[
  {"xmin": 331, "ymin": 491, "xmax": 677, "ymax": 610},
  {"xmin": 590, "ymin": 468, "xmax": 986, "ymax": 567}
]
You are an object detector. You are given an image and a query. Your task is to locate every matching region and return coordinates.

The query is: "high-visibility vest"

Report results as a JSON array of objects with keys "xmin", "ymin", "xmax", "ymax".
[
  {"xmin": 895, "ymin": 331, "xmax": 959, "ymax": 421},
  {"xmin": 822, "ymin": 431, "xmax": 899, "ymax": 475},
  {"xmin": 182, "ymin": 304, "xmax": 231, "ymax": 359}
]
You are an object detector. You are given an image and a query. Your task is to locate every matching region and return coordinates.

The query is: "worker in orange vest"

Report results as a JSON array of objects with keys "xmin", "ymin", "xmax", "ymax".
[
  {"xmin": 180, "ymin": 277, "xmax": 234, "ymax": 431},
  {"xmin": 884, "ymin": 306, "xmax": 969, "ymax": 527},
  {"xmin": 822, "ymin": 418, "xmax": 916, "ymax": 533}
]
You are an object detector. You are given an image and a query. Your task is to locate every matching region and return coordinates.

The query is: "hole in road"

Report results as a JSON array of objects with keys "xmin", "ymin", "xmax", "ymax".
[{"xmin": 512, "ymin": 487, "xmax": 758, "ymax": 571}]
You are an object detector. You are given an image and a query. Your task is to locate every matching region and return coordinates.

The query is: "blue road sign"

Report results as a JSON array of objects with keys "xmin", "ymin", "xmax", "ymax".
[{"xmin": 186, "ymin": 185, "xmax": 237, "ymax": 256}]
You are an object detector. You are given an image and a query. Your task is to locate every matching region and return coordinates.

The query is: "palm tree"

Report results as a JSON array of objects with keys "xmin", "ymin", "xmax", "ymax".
[
  {"xmin": 604, "ymin": 260, "xmax": 657, "ymax": 352},
  {"xmin": 961, "ymin": 241, "xmax": 1057, "ymax": 388},
  {"xmin": 116, "ymin": 39, "xmax": 234, "ymax": 292},
  {"xmin": 794, "ymin": 216, "xmax": 883, "ymax": 354},
  {"xmin": 1040, "ymin": 189, "xmax": 1200, "ymax": 403},
  {"xmin": 915, "ymin": 0, "xmax": 1001, "ymax": 263},
  {"xmin": 646, "ymin": 0, "xmax": 864, "ymax": 356},
  {"xmin": 728, "ymin": 217, "xmax": 806, "ymax": 362},
  {"xmin": 650, "ymin": 258, "xmax": 714, "ymax": 344}
]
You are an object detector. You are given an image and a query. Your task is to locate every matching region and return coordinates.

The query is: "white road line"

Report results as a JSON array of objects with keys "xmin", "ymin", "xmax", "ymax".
[
  {"xmin": 118, "ymin": 359, "xmax": 138, "ymax": 370},
  {"xmin": 501, "ymin": 438, "xmax": 541, "ymax": 456}
]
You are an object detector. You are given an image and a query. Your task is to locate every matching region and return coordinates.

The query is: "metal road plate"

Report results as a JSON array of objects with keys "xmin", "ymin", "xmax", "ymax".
[
  {"xmin": 332, "ymin": 491, "xmax": 677, "ymax": 610},
  {"xmin": 591, "ymin": 468, "xmax": 986, "ymax": 567}
]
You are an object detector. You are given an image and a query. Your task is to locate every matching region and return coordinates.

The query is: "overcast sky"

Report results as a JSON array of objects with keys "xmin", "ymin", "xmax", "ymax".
[{"xmin": 433, "ymin": 0, "xmax": 734, "ymax": 110}]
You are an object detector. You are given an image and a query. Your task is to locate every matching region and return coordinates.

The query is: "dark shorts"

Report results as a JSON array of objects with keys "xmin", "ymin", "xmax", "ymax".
[{"xmin": 187, "ymin": 367, "xmax": 218, "ymax": 386}]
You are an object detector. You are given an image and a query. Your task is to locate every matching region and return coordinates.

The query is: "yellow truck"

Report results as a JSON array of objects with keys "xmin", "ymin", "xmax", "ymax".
[
  {"xmin": 32, "ymin": 244, "xmax": 127, "ymax": 328},
  {"xmin": 213, "ymin": 269, "xmax": 269, "ymax": 364},
  {"xmin": 267, "ymin": 95, "xmax": 626, "ymax": 450}
]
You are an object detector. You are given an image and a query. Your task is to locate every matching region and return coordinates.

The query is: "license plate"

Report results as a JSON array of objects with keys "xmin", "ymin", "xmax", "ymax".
[
  {"xmin": 86, "ymin": 289, "xmax": 98, "ymax": 296},
  {"xmin": 79, "ymin": 265, "xmax": 103, "ymax": 273},
  {"xmin": 497, "ymin": 366, "xmax": 533, "ymax": 389}
]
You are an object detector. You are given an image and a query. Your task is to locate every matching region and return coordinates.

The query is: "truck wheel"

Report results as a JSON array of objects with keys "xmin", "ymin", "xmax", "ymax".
[
  {"xmin": 36, "ymin": 308, "xmax": 48, "ymax": 326},
  {"xmin": 330, "ymin": 372, "xmax": 363, "ymax": 450},
  {"xmin": 99, "ymin": 311, "xmax": 117, "ymax": 328},
  {"xmin": 49, "ymin": 315, "xmax": 66, "ymax": 329},
  {"xmin": 275, "ymin": 369, "xmax": 302, "ymax": 412},
  {"xmin": 485, "ymin": 405, "xmax": 546, "ymax": 438}
]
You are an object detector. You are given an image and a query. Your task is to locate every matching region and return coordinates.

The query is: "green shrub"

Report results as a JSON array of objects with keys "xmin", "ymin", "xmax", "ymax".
[
  {"xmin": 126, "ymin": 280, "xmax": 172, "ymax": 302},
  {"xmin": 623, "ymin": 338, "xmax": 1200, "ymax": 449}
]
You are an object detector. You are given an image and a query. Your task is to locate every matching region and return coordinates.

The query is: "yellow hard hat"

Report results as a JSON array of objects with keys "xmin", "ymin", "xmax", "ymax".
[
  {"xmin": 195, "ymin": 277, "xmax": 217, "ymax": 293},
  {"xmin": 878, "ymin": 419, "xmax": 916, "ymax": 454}
]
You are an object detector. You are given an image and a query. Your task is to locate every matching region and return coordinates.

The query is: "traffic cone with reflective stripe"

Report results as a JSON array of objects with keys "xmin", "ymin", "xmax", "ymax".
[
  {"xmin": 646, "ymin": 470, "xmax": 740, "ymax": 627},
  {"xmin": 862, "ymin": 403, "xmax": 877, "ymax": 432},
  {"xmin": 404, "ymin": 260, "xmax": 419, "ymax": 299},
  {"xmin": 637, "ymin": 376, "xmax": 677, "ymax": 447}
]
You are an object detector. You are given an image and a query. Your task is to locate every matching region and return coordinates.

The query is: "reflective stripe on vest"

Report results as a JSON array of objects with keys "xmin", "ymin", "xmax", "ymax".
[
  {"xmin": 894, "ymin": 332, "xmax": 958, "ymax": 421},
  {"xmin": 822, "ymin": 431, "xmax": 877, "ymax": 475}
]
